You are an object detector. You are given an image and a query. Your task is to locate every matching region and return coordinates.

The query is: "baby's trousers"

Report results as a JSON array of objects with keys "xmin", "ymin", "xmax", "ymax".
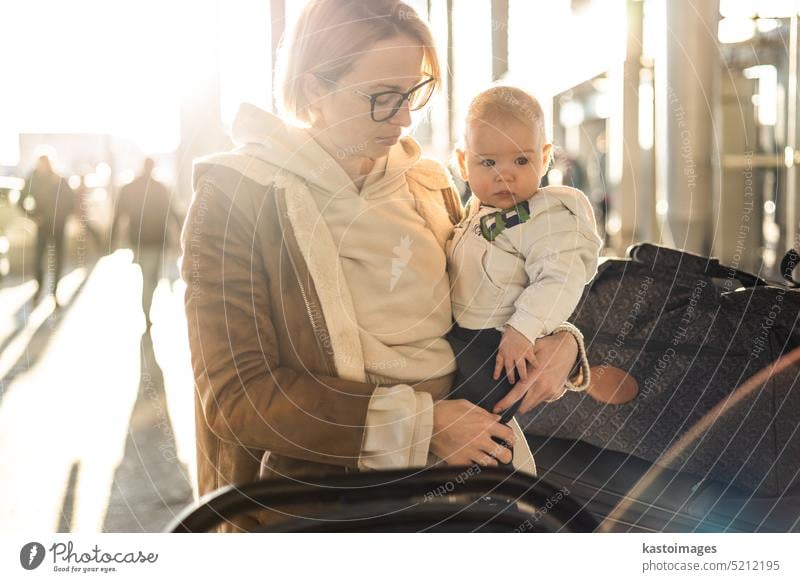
[{"xmin": 446, "ymin": 324, "xmax": 524, "ymax": 467}]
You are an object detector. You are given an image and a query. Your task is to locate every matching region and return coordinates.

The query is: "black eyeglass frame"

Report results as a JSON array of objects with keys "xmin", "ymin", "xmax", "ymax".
[{"xmin": 315, "ymin": 74, "xmax": 436, "ymax": 122}]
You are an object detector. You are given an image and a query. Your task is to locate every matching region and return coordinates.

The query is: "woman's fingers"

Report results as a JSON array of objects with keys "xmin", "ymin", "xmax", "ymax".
[
  {"xmin": 516, "ymin": 357, "xmax": 528, "ymax": 381},
  {"xmin": 487, "ymin": 440, "xmax": 513, "ymax": 464},
  {"xmin": 518, "ymin": 385, "xmax": 545, "ymax": 414},
  {"xmin": 509, "ymin": 331, "xmax": 578, "ymax": 414},
  {"xmin": 488, "ymin": 420, "xmax": 515, "ymax": 444},
  {"xmin": 505, "ymin": 357, "xmax": 516, "ymax": 384},
  {"xmin": 521, "ymin": 382, "xmax": 557, "ymax": 413},
  {"xmin": 433, "ymin": 401, "xmax": 523, "ymax": 467},
  {"xmin": 518, "ymin": 376, "xmax": 566, "ymax": 414},
  {"xmin": 493, "ymin": 384, "xmax": 523, "ymax": 414},
  {"xmin": 493, "ymin": 354, "xmax": 504, "ymax": 381},
  {"xmin": 474, "ymin": 432, "xmax": 512, "ymax": 465},
  {"xmin": 493, "ymin": 371, "xmax": 537, "ymax": 413},
  {"xmin": 473, "ymin": 452, "xmax": 498, "ymax": 467}
]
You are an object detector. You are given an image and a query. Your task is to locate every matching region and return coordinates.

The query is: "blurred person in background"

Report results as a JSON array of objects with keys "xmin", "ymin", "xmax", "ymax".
[
  {"xmin": 111, "ymin": 158, "xmax": 182, "ymax": 328},
  {"xmin": 20, "ymin": 154, "xmax": 75, "ymax": 304},
  {"xmin": 74, "ymin": 174, "xmax": 104, "ymax": 252}
]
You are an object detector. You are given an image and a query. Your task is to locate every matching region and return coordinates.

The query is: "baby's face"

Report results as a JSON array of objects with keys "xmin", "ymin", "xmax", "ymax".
[{"xmin": 458, "ymin": 117, "xmax": 551, "ymax": 210}]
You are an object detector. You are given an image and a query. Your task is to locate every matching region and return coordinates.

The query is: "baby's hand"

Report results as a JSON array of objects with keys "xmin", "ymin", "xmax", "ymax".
[{"xmin": 494, "ymin": 325, "xmax": 539, "ymax": 385}]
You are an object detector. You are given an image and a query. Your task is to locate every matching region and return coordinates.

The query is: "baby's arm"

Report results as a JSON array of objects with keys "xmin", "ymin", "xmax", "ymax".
[
  {"xmin": 508, "ymin": 194, "xmax": 600, "ymax": 340},
  {"xmin": 497, "ymin": 192, "xmax": 601, "ymax": 383}
]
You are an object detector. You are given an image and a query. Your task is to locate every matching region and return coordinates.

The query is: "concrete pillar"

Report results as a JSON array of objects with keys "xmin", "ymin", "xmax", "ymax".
[
  {"xmin": 608, "ymin": 0, "xmax": 645, "ymax": 252},
  {"xmin": 657, "ymin": 0, "xmax": 720, "ymax": 254},
  {"xmin": 446, "ymin": 0, "xmax": 456, "ymax": 148},
  {"xmin": 271, "ymin": 0, "xmax": 286, "ymax": 112},
  {"xmin": 787, "ymin": 12, "xmax": 799, "ymax": 251},
  {"xmin": 715, "ymin": 72, "xmax": 762, "ymax": 272},
  {"xmin": 176, "ymin": 0, "xmax": 230, "ymax": 203},
  {"xmin": 491, "ymin": 0, "xmax": 509, "ymax": 81}
]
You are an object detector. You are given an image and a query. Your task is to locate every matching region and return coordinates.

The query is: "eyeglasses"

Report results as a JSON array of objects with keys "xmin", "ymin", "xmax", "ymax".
[{"xmin": 315, "ymin": 74, "xmax": 436, "ymax": 122}]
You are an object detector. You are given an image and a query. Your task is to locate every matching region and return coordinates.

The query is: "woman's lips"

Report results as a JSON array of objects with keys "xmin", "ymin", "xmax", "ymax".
[{"xmin": 375, "ymin": 135, "xmax": 399, "ymax": 145}]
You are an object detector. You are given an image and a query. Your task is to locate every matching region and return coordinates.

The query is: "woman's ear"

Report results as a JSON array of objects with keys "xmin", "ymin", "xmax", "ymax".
[
  {"xmin": 455, "ymin": 147, "xmax": 469, "ymax": 182},
  {"xmin": 302, "ymin": 73, "xmax": 329, "ymax": 123}
]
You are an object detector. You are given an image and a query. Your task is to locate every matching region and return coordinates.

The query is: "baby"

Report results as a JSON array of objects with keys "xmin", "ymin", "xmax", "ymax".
[{"xmin": 446, "ymin": 86, "xmax": 602, "ymax": 473}]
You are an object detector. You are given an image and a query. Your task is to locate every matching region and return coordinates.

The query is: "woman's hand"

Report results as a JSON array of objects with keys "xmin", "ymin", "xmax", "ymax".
[
  {"xmin": 494, "ymin": 325, "xmax": 539, "ymax": 385},
  {"xmin": 430, "ymin": 399, "xmax": 515, "ymax": 467},
  {"xmin": 492, "ymin": 330, "xmax": 578, "ymax": 415}
]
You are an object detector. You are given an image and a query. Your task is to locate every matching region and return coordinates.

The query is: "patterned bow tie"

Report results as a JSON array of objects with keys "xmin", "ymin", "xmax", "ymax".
[{"xmin": 479, "ymin": 200, "xmax": 531, "ymax": 241}]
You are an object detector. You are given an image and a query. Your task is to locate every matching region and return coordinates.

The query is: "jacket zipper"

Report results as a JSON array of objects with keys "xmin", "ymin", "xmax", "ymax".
[
  {"xmin": 275, "ymin": 190, "xmax": 336, "ymax": 377},
  {"xmin": 294, "ymin": 266, "xmax": 335, "ymax": 376},
  {"xmin": 278, "ymin": 190, "xmax": 363, "ymax": 473}
]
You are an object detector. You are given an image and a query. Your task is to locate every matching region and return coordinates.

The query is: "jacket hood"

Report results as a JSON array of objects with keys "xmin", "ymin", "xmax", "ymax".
[{"xmin": 195, "ymin": 103, "xmax": 424, "ymax": 199}]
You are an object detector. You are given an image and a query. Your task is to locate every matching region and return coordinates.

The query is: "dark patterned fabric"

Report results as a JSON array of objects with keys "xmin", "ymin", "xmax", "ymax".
[{"xmin": 520, "ymin": 243, "xmax": 800, "ymax": 495}]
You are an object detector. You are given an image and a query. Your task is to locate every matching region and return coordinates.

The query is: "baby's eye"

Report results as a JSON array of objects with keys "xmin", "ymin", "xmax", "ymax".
[
  {"xmin": 515, "ymin": 157, "xmax": 530, "ymax": 166},
  {"xmin": 480, "ymin": 159, "xmax": 496, "ymax": 167}
]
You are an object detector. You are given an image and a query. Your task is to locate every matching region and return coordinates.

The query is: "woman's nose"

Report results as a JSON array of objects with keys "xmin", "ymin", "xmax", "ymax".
[{"xmin": 389, "ymin": 100, "xmax": 413, "ymax": 127}]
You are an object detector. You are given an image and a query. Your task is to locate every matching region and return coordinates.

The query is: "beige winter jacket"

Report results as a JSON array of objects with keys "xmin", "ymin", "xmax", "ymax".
[{"xmin": 448, "ymin": 186, "xmax": 602, "ymax": 344}]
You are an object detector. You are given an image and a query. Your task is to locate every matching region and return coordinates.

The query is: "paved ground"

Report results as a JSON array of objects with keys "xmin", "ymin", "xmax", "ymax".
[{"xmin": 0, "ymin": 250, "xmax": 197, "ymax": 533}]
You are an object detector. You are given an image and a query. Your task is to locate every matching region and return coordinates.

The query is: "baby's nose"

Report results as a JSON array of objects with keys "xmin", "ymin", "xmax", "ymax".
[{"xmin": 495, "ymin": 167, "xmax": 515, "ymax": 181}]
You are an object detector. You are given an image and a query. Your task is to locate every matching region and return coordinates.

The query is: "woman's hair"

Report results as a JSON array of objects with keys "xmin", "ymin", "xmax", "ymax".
[
  {"xmin": 465, "ymin": 85, "xmax": 547, "ymax": 143},
  {"xmin": 275, "ymin": 0, "xmax": 441, "ymax": 126}
]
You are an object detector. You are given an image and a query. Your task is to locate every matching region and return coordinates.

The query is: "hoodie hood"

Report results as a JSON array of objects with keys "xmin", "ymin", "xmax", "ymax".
[{"xmin": 213, "ymin": 103, "xmax": 422, "ymax": 199}]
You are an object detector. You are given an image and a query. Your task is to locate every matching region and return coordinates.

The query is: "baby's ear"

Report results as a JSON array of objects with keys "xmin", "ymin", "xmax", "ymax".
[
  {"xmin": 542, "ymin": 143, "xmax": 554, "ymax": 169},
  {"xmin": 455, "ymin": 148, "xmax": 469, "ymax": 181}
]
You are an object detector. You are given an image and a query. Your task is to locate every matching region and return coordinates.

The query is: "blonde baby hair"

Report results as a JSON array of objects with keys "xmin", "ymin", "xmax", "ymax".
[{"xmin": 465, "ymin": 85, "xmax": 547, "ymax": 144}]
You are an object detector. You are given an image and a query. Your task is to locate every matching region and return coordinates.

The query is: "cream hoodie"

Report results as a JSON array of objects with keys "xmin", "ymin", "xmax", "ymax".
[{"xmin": 228, "ymin": 104, "xmax": 456, "ymax": 469}]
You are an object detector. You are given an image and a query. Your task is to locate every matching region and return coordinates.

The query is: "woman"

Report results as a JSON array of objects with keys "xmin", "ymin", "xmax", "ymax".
[{"xmin": 181, "ymin": 0, "xmax": 589, "ymax": 532}]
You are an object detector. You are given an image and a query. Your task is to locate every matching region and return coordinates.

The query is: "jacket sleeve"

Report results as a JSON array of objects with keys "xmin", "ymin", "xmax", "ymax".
[
  {"xmin": 504, "ymin": 202, "xmax": 601, "ymax": 345},
  {"xmin": 182, "ymin": 176, "xmax": 378, "ymax": 468},
  {"xmin": 358, "ymin": 387, "xmax": 434, "ymax": 470}
]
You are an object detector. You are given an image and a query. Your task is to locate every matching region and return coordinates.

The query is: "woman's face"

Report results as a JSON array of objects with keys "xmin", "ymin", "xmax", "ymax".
[{"xmin": 308, "ymin": 33, "xmax": 425, "ymax": 161}]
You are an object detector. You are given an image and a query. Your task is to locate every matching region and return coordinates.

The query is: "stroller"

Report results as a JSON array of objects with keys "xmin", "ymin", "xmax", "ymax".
[{"xmin": 167, "ymin": 466, "xmax": 597, "ymax": 533}]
